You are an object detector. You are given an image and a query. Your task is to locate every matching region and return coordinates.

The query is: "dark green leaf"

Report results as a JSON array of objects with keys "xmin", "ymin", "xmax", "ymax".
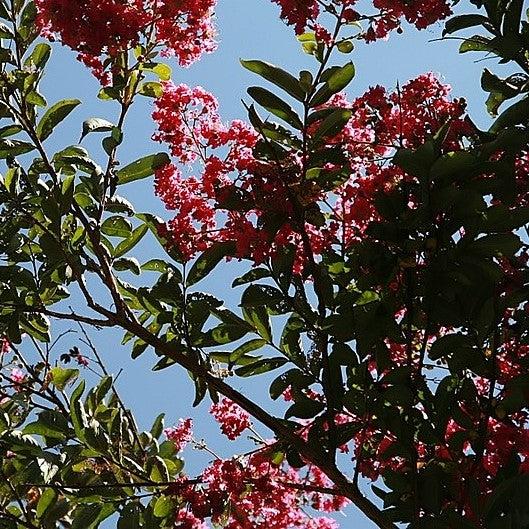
[
  {"xmin": 310, "ymin": 63, "xmax": 355, "ymax": 107},
  {"xmin": 489, "ymin": 97, "xmax": 529, "ymax": 134},
  {"xmin": 241, "ymin": 59, "xmax": 305, "ymax": 101},
  {"xmin": 247, "ymin": 86, "xmax": 303, "ymax": 129},
  {"xmin": 232, "ymin": 268, "xmax": 271, "ymax": 287},
  {"xmin": 443, "ymin": 14, "xmax": 489, "ymax": 35},
  {"xmin": 187, "ymin": 241, "xmax": 235, "ymax": 286},
  {"xmin": 113, "ymin": 257, "xmax": 141, "ymax": 275},
  {"xmin": 80, "ymin": 118, "xmax": 114, "ymax": 142},
  {"xmin": 37, "ymin": 99, "xmax": 81, "ymax": 141},
  {"xmin": 114, "ymin": 224, "xmax": 149, "ymax": 258},
  {"xmin": 117, "ymin": 153, "xmax": 170, "ymax": 185},
  {"xmin": 235, "ymin": 357, "xmax": 287, "ymax": 377},
  {"xmin": 312, "ymin": 108, "xmax": 352, "ymax": 143}
]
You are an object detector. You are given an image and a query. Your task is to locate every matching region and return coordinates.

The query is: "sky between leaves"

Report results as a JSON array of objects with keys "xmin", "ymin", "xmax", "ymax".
[{"xmin": 37, "ymin": 1, "xmax": 501, "ymax": 527}]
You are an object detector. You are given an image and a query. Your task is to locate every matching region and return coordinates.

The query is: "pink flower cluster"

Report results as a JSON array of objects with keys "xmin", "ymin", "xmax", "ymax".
[
  {"xmin": 0, "ymin": 337, "xmax": 9, "ymax": 355},
  {"xmin": 175, "ymin": 509, "xmax": 208, "ymax": 529},
  {"xmin": 165, "ymin": 418, "xmax": 194, "ymax": 452},
  {"xmin": 330, "ymin": 73, "xmax": 469, "ymax": 244},
  {"xmin": 271, "ymin": 0, "xmax": 452, "ymax": 40},
  {"xmin": 35, "ymin": 0, "xmax": 216, "ymax": 81},
  {"xmin": 210, "ymin": 398, "xmax": 252, "ymax": 440},
  {"xmin": 152, "ymin": 74, "xmax": 469, "ymax": 265},
  {"xmin": 178, "ymin": 453, "xmax": 347, "ymax": 528}
]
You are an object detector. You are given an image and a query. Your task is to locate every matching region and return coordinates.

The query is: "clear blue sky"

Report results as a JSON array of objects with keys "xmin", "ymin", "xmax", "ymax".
[{"xmin": 38, "ymin": 1, "xmax": 497, "ymax": 527}]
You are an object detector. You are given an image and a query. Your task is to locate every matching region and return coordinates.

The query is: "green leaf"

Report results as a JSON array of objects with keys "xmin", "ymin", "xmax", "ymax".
[
  {"xmin": 24, "ymin": 410, "xmax": 70, "ymax": 440},
  {"xmin": 142, "ymin": 62, "xmax": 172, "ymax": 81},
  {"xmin": 187, "ymin": 241, "xmax": 236, "ymax": 286},
  {"xmin": 139, "ymin": 81, "xmax": 163, "ymax": 98},
  {"xmin": 310, "ymin": 62, "xmax": 355, "ymax": 107},
  {"xmin": 154, "ymin": 496, "xmax": 174, "ymax": 518},
  {"xmin": 95, "ymin": 375, "xmax": 113, "ymax": 402},
  {"xmin": 70, "ymin": 380, "xmax": 87, "ymax": 440},
  {"xmin": 429, "ymin": 334, "xmax": 474, "ymax": 361},
  {"xmin": 37, "ymin": 99, "xmax": 81, "ymax": 141},
  {"xmin": 50, "ymin": 367, "xmax": 79, "ymax": 391},
  {"xmin": 337, "ymin": 40, "xmax": 354, "ymax": 53},
  {"xmin": 26, "ymin": 91, "xmax": 47, "ymax": 107},
  {"xmin": 430, "ymin": 151, "xmax": 477, "ymax": 180},
  {"xmin": 80, "ymin": 118, "xmax": 114, "ymax": 142},
  {"xmin": 247, "ymin": 86, "xmax": 303, "ymax": 129},
  {"xmin": 117, "ymin": 504, "xmax": 142, "ymax": 529},
  {"xmin": 0, "ymin": 48, "xmax": 15, "ymax": 64},
  {"xmin": 229, "ymin": 338, "xmax": 267, "ymax": 364},
  {"xmin": 71, "ymin": 504, "xmax": 108, "ymax": 529},
  {"xmin": 285, "ymin": 398, "xmax": 324, "ymax": 419},
  {"xmin": 0, "ymin": 21, "xmax": 13, "ymax": 38},
  {"xmin": 150, "ymin": 413, "xmax": 165, "ymax": 439},
  {"xmin": 312, "ymin": 108, "xmax": 352, "ymax": 143},
  {"xmin": 232, "ymin": 267, "xmax": 271, "ymax": 287},
  {"xmin": 469, "ymin": 233, "xmax": 521, "ymax": 257},
  {"xmin": 114, "ymin": 224, "xmax": 149, "ymax": 258},
  {"xmin": 20, "ymin": 314, "xmax": 51, "ymax": 343},
  {"xmin": 393, "ymin": 141, "xmax": 436, "ymax": 178},
  {"xmin": 196, "ymin": 322, "xmax": 252, "ymax": 347},
  {"xmin": 25, "ymin": 42, "xmax": 51, "ymax": 69},
  {"xmin": 36, "ymin": 488, "xmax": 57, "ymax": 518},
  {"xmin": 117, "ymin": 153, "xmax": 170, "ymax": 185},
  {"xmin": 280, "ymin": 313, "xmax": 304, "ymax": 363},
  {"xmin": 269, "ymin": 368, "xmax": 312, "ymax": 400},
  {"xmin": 271, "ymin": 245, "xmax": 295, "ymax": 291},
  {"xmin": 443, "ymin": 14, "xmax": 489, "ymax": 35},
  {"xmin": 141, "ymin": 259, "xmax": 176, "ymax": 274},
  {"xmin": 489, "ymin": 97, "xmax": 529, "ymax": 134},
  {"xmin": 113, "ymin": 257, "xmax": 141, "ymax": 275},
  {"xmin": 235, "ymin": 357, "xmax": 287, "ymax": 377},
  {"xmin": 0, "ymin": 124, "xmax": 22, "ymax": 138},
  {"xmin": 243, "ymin": 306, "xmax": 272, "ymax": 342},
  {"xmin": 0, "ymin": 139, "xmax": 35, "ymax": 159},
  {"xmin": 101, "ymin": 216, "xmax": 133, "ymax": 238},
  {"xmin": 481, "ymin": 69, "xmax": 522, "ymax": 116},
  {"xmin": 459, "ymin": 35, "xmax": 492, "ymax": 54},
  {"xmin": 503, "ymin": 0, "xmax": 523, "ymax": 35},
  {"xmin": 241, "ymin": 59, "xmax": 305, "ymax": 101}
]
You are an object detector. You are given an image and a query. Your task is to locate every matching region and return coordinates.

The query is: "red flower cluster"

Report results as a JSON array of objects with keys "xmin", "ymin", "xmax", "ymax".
[
  {"xmin": 332, "ymin": 73, "xmax": 468, "ymax": 243},
  {"xmin": 366, "ymin": 0, "xmax": 452, "ymax": 40},
  {"xmin": 165, "ymin": 418, "xmax": 194, "ymax": 452},
  {"xmin": 175, "ymin": 509, "xmax": 208, "ymax": 529},
  {"xmin": 154, "ymin": 0, "xmax": 217, "ymax": 66},
  {"xmin": 179, "ymin": 453, "xmax": 347, "ymax": 528},
  {"xmin": 35, "ymin": 0, "xmax": 216, "ymax": 81},
  {"xmin": 210, "ymin": 398, "xmax": 252, "ymax": 440},
  {"xmin": 153, "ymin": 73, "xmax": 467, "ymax": 265},
  {"xmin": 0, "ymin": 337, "xmax": 10, "ymax": 355},
  {"xmin": 271, "ymin": 0, "xmax": 320, "ymax": 34},
  {"xmin": 270, "ymin": 0, "xmax": 451, "ymax": 41}
]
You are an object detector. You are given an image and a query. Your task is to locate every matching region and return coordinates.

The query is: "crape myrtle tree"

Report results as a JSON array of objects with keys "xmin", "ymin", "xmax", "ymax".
[{"xmin": 2, "ymin": 0, "xmax": 529, "ymax": 527}]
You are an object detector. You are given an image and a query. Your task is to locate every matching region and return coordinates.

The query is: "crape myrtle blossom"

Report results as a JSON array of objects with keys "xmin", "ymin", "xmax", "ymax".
[
  {"xmin": 210, "ymin": 398, "xmax": 252, "ymax": 440},
  {"xmin": 163, "ymin": 410, "xmax": 348, "ymax": 528},
  {"xmin": 0, "ymin": 337, "xmax": 10, "ymax": 355},
  {"xmin": 148, "ymin": 68, "xmax": 529, "ymax": 510},
  {"xmin": 179, "ymin": 455, "xmax": 347, "ymax": 528},
  {"xmin": 35, "ymin": 0, "xmax": 217, "ymax": 81},
  {"xmin": 271, "ymin": 0, "xmax": 452, "ymax": 41},
  {"xmin": 165, "ymin": 418, "xmax": 194, "ymax": 452},
  {"xmin": 152, "ymin": 74, "xmax": 470, "ymax": 264}
]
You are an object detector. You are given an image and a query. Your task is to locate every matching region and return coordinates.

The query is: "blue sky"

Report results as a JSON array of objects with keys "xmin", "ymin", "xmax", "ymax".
[{"xmin": 37, "ymin": 1, "xmax": 499, "ymax": 527}]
